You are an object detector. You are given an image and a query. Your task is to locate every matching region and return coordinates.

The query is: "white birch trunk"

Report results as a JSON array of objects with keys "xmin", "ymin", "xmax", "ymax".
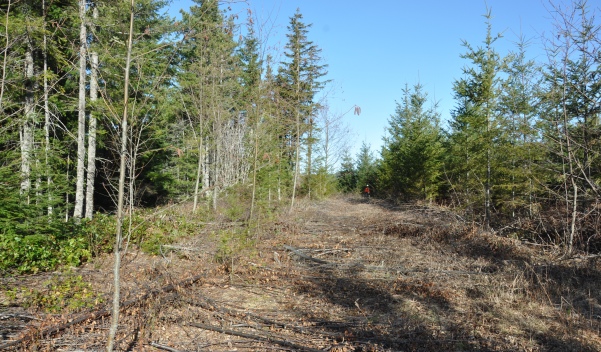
[
  {"xmin": 73, "ymin": 0, "xmax": 87, "ymax": 219},
  {"xmin": 85, "ymin": 6, "xmax": 99, "ymax": 219},
  {"xmin": 21, "ymin": 41, "xmax": 35, "ymax": 201},
  {"xmin": 43, "ymin": 0, "xmax": 53, "ymax": 215}
]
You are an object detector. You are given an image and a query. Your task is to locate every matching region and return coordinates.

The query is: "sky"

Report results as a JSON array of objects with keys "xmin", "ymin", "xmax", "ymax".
[{"xmin": 168, "ymin": 0, "xmax": 561, "ymax": 159}]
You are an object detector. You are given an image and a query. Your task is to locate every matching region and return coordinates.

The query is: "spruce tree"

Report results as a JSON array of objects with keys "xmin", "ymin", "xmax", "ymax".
[
  {"xmin": 355, "ymin": 142, "xmax": 377, "ymax": 195},
  {"xmin": 276, "ymin": 9, "xmax": 328, "ymax": 208},
  {"xmin": 539, "ymin": 0, "xmax": 601, "ymax": 252},
  {"xmin": 380, "ymin": 83, "xmax": 444, "ymax": 201},
  {"xmin": 446, "ymin": 8, "xmax": 502, "ymax": 227},
  {"xmin": 498, "ymin": 36, "xmax": 544, "ymax": 219},
  {"xmin": 178, "ymin": 0, "xmax": 242, "ymax": 211},
  {"xmin": 337, "ymin": 151, "xmax": 357, "ymax": 194}
]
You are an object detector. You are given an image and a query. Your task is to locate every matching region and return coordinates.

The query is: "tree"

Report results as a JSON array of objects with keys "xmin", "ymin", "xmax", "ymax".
[
  {"xmin": 237, "ymin": 10, "xmax": 264, "ymax": 218},
  {"xmin": 540, "ymin": 0, "xmax": 601, "ymax": 253},
  {"xmin": 1, "ymin": 0, "xmax": 74, "ymax": 224},
  {"xmin": 85, "ymin": 4, "xmax": 99, "ymax": 219},
  {"xmin": 178, "ymin": 0, "xmax": 242, "ymax": 212},
  {"xmin": 73, "ymin": 0, "xmax": 87, "ymax": 220},
  {"xmin": 107, "ymin": 0, "xmax": 135, "ymax": 348},
  {"xmin": 311, "ymin": 103, "xmax": 355, "ymax": 198},
  {"xmin": 337, "ymin": 150, "xmax": 357, "ymax": 193},
  {"xmin": 446, "ymin": 7, "xmax": 502, "ymax": 228},
  {"xmin": 355, "ymin": 142, "xmax": 377, "ymax": 194},
  {"xmin": 277, "ymin": 8, "xmax": 328, "ymax": 209},
  {"xmin": 380, "ymin": 83, "xmax": 444, "ymax": 202},
  {"xmin": 498, "ymin": 35, "xmax": 544, "ymax": 219}
]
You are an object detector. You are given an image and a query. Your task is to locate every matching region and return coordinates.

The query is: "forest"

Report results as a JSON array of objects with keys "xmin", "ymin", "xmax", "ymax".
[
  {"xmin": 0, "ymin": 0, "xmax": 601, "ymax": 272},
  {"xmin": 0, "ymin": 0, "xmax": 601, "ymax": 286},
  {"xmin": 0, "ymin": 0, "xmax": 600, "ymax": 276},
  {"xmin": 2, "ymin": 0, "xmax": 601, "ymax": 350}
]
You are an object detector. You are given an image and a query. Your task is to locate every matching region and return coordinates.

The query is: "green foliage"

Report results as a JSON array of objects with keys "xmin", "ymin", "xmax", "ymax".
[
  {"xmin": 337, "ymin": 151, "xmax": 358, "ymax": 193},
  {"xmin": 309, "ymin": 167, "xmax": 339, "ymax": 199},
  {"xmin": 379, "ymin": 83, "xmax": 445, "ymax": 201},
  {"xmin": 133, "ymin": 209, "xmax": 202, "ymax": 255},
  {"xmin": 495, "ymin": 38, "xmax": 545, "ymax": 217},
  {"xmin": 0, "ymin": 224, "xmax": 91, "ymax": 274},
  {"xmin": 445, "ymin": 9, "xmax": 503, "ymax": 223},
  {"xmin": 277, "ymin": 8, "xmax": 329, "ymax": 185},
  {"xmin": 83, "ymin": 213, "xmax": 116, "ymax": 255},
  {"xmin": 22, "ymin": 273, "xmax": 103, "ymax": 313},
  {"xmin": 82, "ymin": 208, "xmax": 206, "ymax": 257},
  {"xmin": 214, "ymin": 228, "xmax": 255, "ymax": 265},
  {"xmin": 355, "ymin": 142, "xmax": 378, "ymax": 194}
]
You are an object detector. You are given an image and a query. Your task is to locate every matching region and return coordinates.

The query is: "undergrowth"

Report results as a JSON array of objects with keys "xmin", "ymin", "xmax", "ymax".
[
  {"xmin": 0, "ymin": 229, "xmax": 91, "ymax": 274},
  {"xmin": 0, "ymin": 189, "xmax": 281, "ymax": 275},
  {"xmin": 5, "ymin": 272, "xmax": 103, "ymax": 313}
]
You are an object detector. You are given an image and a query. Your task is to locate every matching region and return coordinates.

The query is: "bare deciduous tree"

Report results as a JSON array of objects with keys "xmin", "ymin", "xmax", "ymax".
[{"xmin": 107, "ymin": 0, "xmax": 135, "ymax": 349}]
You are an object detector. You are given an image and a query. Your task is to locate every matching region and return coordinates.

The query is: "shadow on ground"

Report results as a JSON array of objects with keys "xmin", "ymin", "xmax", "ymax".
[{"xmin": 283, "ymin": 197, "xmax": 601, "ymax": 351}]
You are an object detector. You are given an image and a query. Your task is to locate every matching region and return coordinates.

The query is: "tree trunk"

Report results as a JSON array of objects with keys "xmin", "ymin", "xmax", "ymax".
[
  {"xmin": 250, "ymin": 120, "xmax": 259, "ymax": 219},
  {"xmin": 73, "ymin": 0, "xmax": 87, "ymax": 219},
  {"xmin": 192, "ymin": 136, "xmax": 204, "ymax": 213},
  {"xmin": 290, "ymin": 68, "xmax": 302, "ymax": 212},
  {"xmin": 85, "ymin": 5, "xmax": 99, "ymax": 219},
  {"xmin": 43, "ymin": 0, "xmax": 53, "ymax": 215},
  {"xmin": 21, "ymin": 39, "xmax": 35, "ymax": 201},
  {"xmin": 306, "ymin": 118, "xmax": 313, "ymax": 199},
  {"xmin": 107, "ymin": 0, "xmax": 135, "ymax": 350},
  {"xmin": 290, "ymin": 108, "xmax": 300, "ymax": 212},
  {"xmin": 0, "ymin": 0, "xmax": 10, "ymax": 110}
]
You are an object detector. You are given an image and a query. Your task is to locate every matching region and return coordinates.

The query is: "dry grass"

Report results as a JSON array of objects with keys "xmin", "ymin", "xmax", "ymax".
[{"xmin": 1, "ymin": 196, "xmax": 601, "ymax": 351}]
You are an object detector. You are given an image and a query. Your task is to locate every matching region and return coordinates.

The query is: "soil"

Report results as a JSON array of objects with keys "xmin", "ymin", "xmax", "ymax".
[{"xmin": 1, "ymin": 196, "xmax": 601, "ymax": 351}]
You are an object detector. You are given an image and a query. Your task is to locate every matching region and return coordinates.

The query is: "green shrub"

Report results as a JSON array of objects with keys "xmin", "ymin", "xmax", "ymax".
[
  {"xmin": 214, "ymin": 228, "xmax": 255, "ymax": 264},
  {"xmin": 0, "ymin": 224, "xmax": 91, "ymax": 274},
  {"xmin": 22, "ymin": 272, "xmax": 103, "ymax": 313},
  {"xmin": 83, "ymin": 212, "xmax": 116, "ymax": 255}
]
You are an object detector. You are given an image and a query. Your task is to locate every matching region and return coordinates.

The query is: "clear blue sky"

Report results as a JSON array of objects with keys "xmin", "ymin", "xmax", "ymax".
[{"xmin": 169, "ymin": 0, "xmax": 557, "ymax": 158}]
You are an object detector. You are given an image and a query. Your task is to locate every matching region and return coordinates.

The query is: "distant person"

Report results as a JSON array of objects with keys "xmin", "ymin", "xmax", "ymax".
[{"xmin": 363, "ymin": 184, "xmax": 371, "ymax": 198}]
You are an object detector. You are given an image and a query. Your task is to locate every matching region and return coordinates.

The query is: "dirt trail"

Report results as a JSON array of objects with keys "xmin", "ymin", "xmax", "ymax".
[{"xmin": 2, "ymin": 197, "xmax": 601, "ymax": 351}]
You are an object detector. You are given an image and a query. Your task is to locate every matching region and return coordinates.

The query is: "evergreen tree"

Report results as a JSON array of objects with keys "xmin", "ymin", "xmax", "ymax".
[
  {"xmin": 355, "ymin": 142, "xmax": 378, "ymax": 195},
  {"xmin": 380, "ymin": 83, "xmax": 444, "ymax": 201},
  {"xmin": 497, "ymin": 36, "xmax": 544, "ymax": 219},
  {"xmin": 276, "ymin": 8, "xmax": 328, "ymax": 207},
  {"xmin": 446, "ymin": 8, "xmax": 502, "ymax": 227},
  {"xmin": 539, "ymin": 0, "xmax": 601, "ymax": 252},
  {"xmin": 93, "ymin": 0, "xmax": 174, "ymax": 209},
  {"xmin": 337, "ymin": 150, "xmax": 357, "ymax": 193},
  {"xmin": 177, "ymin": 0, "xmax": 242, "ymax": 210}
]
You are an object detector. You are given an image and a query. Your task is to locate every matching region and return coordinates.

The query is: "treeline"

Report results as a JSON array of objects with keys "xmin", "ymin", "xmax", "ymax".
[
  {"xmin": 0, "ymin": 0, "xmax": 338, "ymax": 272},
  {"xmin": 1, "ymin": 0, "xmax": 600, "ymax": 273},
  {"xmin": 339, "ymin": 2, "xmax": 601, "ymax": 254}
]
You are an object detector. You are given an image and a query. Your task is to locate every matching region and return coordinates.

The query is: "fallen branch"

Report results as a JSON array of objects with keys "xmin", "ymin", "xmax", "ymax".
[
  {"xmin": 283, "ymin": 245, "xmax": 329, "ymax": 265},
  {"xmin": 182, "ymin": 295, "xmax": 341, "ymax": 338},
  {"xmin": 0, "ymin": 313, "xmax": 40, "ymax": 321},
  {"xmin": 161, "ymin": 245, "xmax": 201, "ymax": 252},
  {"xmin": 0, "ymin": 274, "xmax": 204, "ymax": 350},
  {"xmin": 150, "ymin": 342, "xmax": 186, "ymax": 352},
  {"xmin": 189, "ymin": 322, "xmax": 324, "ymax": 352}
]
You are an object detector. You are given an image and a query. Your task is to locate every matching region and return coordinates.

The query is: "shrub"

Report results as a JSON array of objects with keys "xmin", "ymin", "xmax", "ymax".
[
  {"xmin": 22, "ymin": 272, "xmax": 103, "ymax": 313},
  {"xmin": 0, "ymin": 223, "xmax": 91, "ymax": 274}
]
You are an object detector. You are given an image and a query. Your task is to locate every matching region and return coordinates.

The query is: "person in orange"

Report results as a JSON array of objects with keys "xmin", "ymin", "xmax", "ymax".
[{"xmin": 363, "ymin": 184, "xmax": 371, "ymax": 198}]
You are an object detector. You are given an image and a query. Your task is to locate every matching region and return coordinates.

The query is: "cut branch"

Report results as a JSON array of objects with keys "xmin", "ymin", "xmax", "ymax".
[
  {"xmin": 0, "ymin": 275, "xmax": 204, "ymax": 350},
  {"xmin": 283, "ymin": 245, "xmax": 329, "ymax": 265},
  {"xmin": 189, "ymin": 322, "xmax": 324, "ymax": 352}
]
